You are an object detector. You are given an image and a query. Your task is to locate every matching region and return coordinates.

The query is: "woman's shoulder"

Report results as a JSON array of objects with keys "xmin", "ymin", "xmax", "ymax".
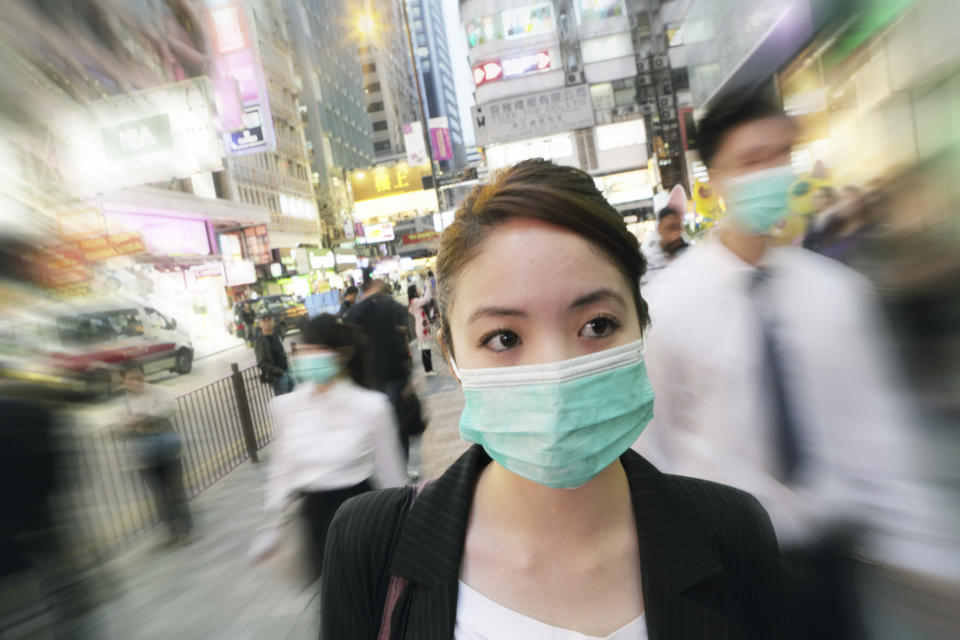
[
  {"xmin": 341, "ymin": 382, "xmax": 393, "ymax": 407},
  {"xmin": 326, "ymin": 486, "xmax": 410, "ymax": 567},
  {"xmin": 664, "ymin": 472, "xmax": 779, "ymax": 558}
]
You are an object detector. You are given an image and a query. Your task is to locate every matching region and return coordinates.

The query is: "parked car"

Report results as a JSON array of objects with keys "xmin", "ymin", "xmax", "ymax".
[{"xmin": 1, "ymin": 301, "xmax": 194, "ymax": 398}]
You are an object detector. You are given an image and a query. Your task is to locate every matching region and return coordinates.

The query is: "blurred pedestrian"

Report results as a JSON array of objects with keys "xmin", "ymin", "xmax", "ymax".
[
  {"xmin": 337, "ymin": 285, "xmax": 358, "ymax": 318},
  {"xmin": 118, "ymin": 364, "xmax": 192, "ymax": 546},
  {"xmin": 255, "ymin": 311, "xmax": 295, "ymax": 396},
  {"xmin": 255, "ymin": 315, "xmax": 405, "ymax": 584},
  {"xmin": 407, "ymin": 284, "xmax": 435, "ymax": 376},
  {"xmin": 343, "ymin": 278, "xmax": 415, "ymax": 457},
  {"xmin": 633, "ymin": 92, "xmax": 933, "ymax": 639},
  {"xmin": 641, "ymin": 206, "xmax": 689, "ymax": 282},
  {"xmin": 239, "ymin": 301, "xmax": 256, "ymax": 346},
  {"xmin": 322, "ymin": 159, "xmax": 786, "ymax": 639}
]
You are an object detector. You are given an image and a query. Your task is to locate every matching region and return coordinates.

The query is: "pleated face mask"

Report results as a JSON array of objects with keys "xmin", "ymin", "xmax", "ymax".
[{"xmin": 452, "ymin": 339, "xmax": 654, "ymax": 489}]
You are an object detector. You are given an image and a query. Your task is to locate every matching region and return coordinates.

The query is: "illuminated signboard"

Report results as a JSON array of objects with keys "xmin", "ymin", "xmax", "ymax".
[
  {"xmin": 502, "ymin": 51, "xmax": 551, "ymax": 77},
  {"xmin": 348, "ymin": 163, "xmax": 432, "ymax": 202},
  {"xmin": 359, "ymin": 223, "xmax": 395, "ymax": 244},
  {"xmin": 576, "ymin": 0, "xmax": 625, "ymax": 24},
  {"xmin": 503, "ymin": 3, "xmax": 555, "ymax": 39},
  {"xmin": 205, "ymin": 1, "xmax": 275, "ymax": 156},
  {"xmin": 466, "ymin": 3, "xmax": 555, "ymax": 49},
  {"xmin": 54, "ymin": 77, "xmax": 223, "ymax": 195},
  {"xmin": 474, "ymin": 52, "xmax": 550, "ymax": 86}
]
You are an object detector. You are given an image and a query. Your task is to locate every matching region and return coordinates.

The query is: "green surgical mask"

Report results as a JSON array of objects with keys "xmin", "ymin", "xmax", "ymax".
[
  {"xmin": 723, "ymin": 165, "xmax": 795, "ymax": 234},
  {"xmin": 453, "ymin": 339, "xmax": 654, "ymax": 489},
  {"xmin": 292, "ymin": 353, "xmax": 339, "ymax": 385}
]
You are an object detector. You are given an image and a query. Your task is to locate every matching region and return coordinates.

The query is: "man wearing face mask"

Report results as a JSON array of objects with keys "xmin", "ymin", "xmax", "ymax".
[{"xmin": 633, "ymin": 92, "xmax": 940, "ymax": 638}]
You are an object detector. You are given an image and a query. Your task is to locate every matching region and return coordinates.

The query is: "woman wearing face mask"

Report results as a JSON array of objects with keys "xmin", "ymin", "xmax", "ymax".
[
  {"xmin": 321, "ymin": 160, "xmax": 786, "ymax": 639},
  {"xmin": 256, "ymin": 314, "xmax": 406, "ymax": 583}
]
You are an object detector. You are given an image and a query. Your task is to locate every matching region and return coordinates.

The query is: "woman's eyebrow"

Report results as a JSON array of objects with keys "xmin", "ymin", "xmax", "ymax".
[
  {"xmin": 569, "ymin": 289, "xmax": 627, "ymax": 309},
  {"xmin": 467, "ymin": 307, "xmax": 527, "ymax": 323}
]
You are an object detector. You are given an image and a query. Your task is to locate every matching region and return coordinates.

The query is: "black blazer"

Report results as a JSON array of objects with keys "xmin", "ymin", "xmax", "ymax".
[{"xmin": 321, "ymin": 445, "xmax": 787, "ymax": 639}]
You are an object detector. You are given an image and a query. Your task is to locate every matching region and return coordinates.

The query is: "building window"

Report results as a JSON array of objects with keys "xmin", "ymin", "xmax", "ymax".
[
  {"xmin": 367, "ymin": 101, "xmax": 384, "ymax": 113},
  {"xmin": 372, "ymin": 120, "xmax": 388, "ymax": 131},
  {"xmin": 362, "ymin": 62, "xmax": 377, "ymax": 74},
  {"xmin": 365, "ymin": 81, "xmax": 381, "ymax": 93},
  {"xmin": 374, "ymin": 140, "xmax": 391, "ymax": 152}
]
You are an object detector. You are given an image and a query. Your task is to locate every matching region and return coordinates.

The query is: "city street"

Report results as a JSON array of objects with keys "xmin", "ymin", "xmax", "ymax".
[{"xmin": 89, "ymin": 352, "xmax": 468, "ymax": 639}]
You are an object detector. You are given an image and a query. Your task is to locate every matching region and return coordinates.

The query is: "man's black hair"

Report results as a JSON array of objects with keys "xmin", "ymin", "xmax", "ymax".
[
  {"xmin": 696, "ymin": 92, "xmax": 791, "ymax": 168},
  {"xmin": 657, "ymin": 207, "xmax": 680, "ymax": 223},
  {"xmin": 344, "ymin": 285, "xmax": 359, "ymax": 296}
]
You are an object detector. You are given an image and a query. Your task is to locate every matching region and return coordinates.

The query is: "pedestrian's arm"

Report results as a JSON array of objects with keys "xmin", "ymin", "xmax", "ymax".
[{"xmin": 371, "ymin": 398, "xmax": 407, "ymax": 489}]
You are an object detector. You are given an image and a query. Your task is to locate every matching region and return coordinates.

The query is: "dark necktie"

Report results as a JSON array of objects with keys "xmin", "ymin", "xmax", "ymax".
[{"xmin": 751, "ymin": 268, "xmax": 803, "ymax": 483}]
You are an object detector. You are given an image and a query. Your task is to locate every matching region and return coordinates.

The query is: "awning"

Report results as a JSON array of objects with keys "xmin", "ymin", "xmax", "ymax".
[{"xmin": 97, "ymin": 186, "xmax": 271, "ymax": 228}]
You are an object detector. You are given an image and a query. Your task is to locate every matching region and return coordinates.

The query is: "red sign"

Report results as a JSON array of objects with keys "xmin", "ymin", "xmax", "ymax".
[
  {"xmin": 473, "ymin": 52, "xmax": 550, "ymax": 86},
  {"xmin": 402, "ymin": 230, "xmax": 440, "ymax": 245}
]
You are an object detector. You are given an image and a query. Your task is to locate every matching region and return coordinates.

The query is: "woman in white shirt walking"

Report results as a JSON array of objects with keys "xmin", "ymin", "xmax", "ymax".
[{"xmin": 262, "ymin": 314, "xmax": 406, "ymax": 581}]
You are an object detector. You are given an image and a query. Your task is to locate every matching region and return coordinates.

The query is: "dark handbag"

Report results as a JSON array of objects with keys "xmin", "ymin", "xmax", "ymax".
[{"xmin": 396, "ymin": 387, "xmax": 427, "ymax": 437}]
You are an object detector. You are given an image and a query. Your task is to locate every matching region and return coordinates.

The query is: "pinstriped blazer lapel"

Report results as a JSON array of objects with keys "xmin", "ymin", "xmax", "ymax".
[{"xmin": 389, "ymin": 445, "xmax": 732, "ymax": 639}]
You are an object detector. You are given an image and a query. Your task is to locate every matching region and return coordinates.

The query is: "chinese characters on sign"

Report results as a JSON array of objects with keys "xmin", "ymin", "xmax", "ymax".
[
  {"xmin": 472, "ymin": 85, "xmax": 595, "ymax": 146},
  {"xmin": 348, "ymin": 163, "xmax": 431, "ymax": 201},
  {"xmin": 401, "ymin": 230, "xmax": 440, "ymax": 245}
]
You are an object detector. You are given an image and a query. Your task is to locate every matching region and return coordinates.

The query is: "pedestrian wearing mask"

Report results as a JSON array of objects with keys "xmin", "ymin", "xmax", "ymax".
[
  {"xmin": 407, "ymin": 284, "xmax": 436, "ymax": 376},
  {"xmin": 254, "ymin": 311, "xmax": 295, "ymax": 395},
  {"xmin": 256, "ymin": 314, "xmax": 405, "ymax": 584},
  {"xmin": 321, "ymin": 159, "xmax": 786, "ymax": 639},
  {"xmin": 634, "ymin": 93, "xmax": 938, "ymax": 639}
]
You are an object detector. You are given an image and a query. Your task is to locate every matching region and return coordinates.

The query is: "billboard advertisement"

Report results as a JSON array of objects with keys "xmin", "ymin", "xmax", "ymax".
[
  {"xmin": 205, "ymin": 1, "xmax": 276, "ymax": 156},
  {"xmin": 54, "ymin": 77, "xmax": 223, "ymax": 195},
  {"xmin": 428, "ymin": 117, "xmax": 454, "ymax": 162},
  {"xmin": 402, "ymin": 121, "xmax": 428, "ymax": 166},
  {"xmin": 472, "ymin": 85, "xmax": 595, "ymax": 146}
]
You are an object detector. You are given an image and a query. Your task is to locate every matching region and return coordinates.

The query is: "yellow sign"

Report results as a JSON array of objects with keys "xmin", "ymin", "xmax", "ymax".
[{"xmin": 349, "ymin": 162, "xmax": 431, "ymax": 202}]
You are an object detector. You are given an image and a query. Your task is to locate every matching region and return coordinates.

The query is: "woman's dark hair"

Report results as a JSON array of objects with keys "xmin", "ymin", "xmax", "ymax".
[
  {"xmin": 407, "ymin": 284, "xmax": 419, "ymax": 301},
  {"xmin": 301, "ymin": 314, "xmax": 373, "ymax": 389},
  {"xmin": 436, "ymin": 158, "xmax": 649, "ymax": 358}
]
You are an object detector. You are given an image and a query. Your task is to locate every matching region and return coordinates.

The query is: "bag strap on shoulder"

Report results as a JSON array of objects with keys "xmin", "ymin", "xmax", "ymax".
[{"xmin": 376, "ymin": 479, "xmax": 433, "ymax": 640}]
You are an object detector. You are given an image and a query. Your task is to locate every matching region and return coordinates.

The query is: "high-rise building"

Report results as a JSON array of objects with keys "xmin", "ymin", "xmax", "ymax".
[
  {"xmin": 284, "ymin": 0, "xmax": 375, "ymax": 245},
  {"xmin": 408, "ymin": 0, "xmax": 466, "ymax": 170},
  {"xmin": 358, "ymin": 0, "xmax": 421, "ymax": 162},
  {"xmin": 229, "ymin": 0, "xmax": 321, "ymax": 250},
  {"xmin": 463, "ymin": 0, "xmax": 654, "ymax": 216}
]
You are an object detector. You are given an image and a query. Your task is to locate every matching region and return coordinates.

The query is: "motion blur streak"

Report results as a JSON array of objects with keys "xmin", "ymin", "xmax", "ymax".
[{"xmin": 0, "ymin": 0, "xmax": 958, "ymax": 639}]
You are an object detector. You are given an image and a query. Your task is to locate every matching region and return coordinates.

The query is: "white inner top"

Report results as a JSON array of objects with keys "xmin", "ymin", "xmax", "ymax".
[{"xmin": 454, "ymin": 580, "xmax": 648, "ymax": 640}]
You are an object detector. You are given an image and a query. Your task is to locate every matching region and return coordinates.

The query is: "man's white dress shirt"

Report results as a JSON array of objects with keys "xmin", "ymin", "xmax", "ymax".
[{"xmin": 634, "ymin": 237, "xmax": 957, "ymax": 579}]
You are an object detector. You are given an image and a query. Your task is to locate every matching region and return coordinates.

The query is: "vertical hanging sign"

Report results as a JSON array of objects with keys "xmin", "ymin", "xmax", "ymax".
[
  {"xmin": 428, "ymin": 116, "xmax": 454, "ymax": 161},
  {"xmin": 205, "ymin": 1, "xmax": 276, "ymax": 156}
]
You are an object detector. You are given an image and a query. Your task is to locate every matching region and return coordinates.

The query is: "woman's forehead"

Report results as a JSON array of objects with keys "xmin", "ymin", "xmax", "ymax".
[{"xmin": 452, "ymin": 220, "xmax": 630, "ymax": 312}]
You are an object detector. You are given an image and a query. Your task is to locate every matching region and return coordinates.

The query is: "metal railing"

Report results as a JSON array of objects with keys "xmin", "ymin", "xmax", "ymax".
[{"xmin": 64, "ymin": 362, "xmax": 276, "ymax": 562}]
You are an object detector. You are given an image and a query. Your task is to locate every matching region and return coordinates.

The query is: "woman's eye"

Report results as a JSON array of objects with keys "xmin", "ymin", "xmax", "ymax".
[
  {"xmin": 579, "ymin": 315, "xmax": 620, "ymax": 339},
  {"xmin": 480, "ymin": 330, "xmax": 521, "ymax": 352}
]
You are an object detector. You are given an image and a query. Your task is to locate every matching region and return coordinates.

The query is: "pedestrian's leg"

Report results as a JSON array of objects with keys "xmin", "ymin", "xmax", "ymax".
[
  {"xmin": 141, "ymin": 466, "xmax": 175, "ymax": 538},
  {"xmin": 422, "ymin": 348, "xmax": 433, "ymax": 373},
  {"xmin": 163, "ymin": 457, "xmax": 192, "ymax": 537}
]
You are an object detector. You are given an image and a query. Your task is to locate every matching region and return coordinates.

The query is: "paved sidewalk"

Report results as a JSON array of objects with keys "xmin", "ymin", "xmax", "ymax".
[{"xmin": 94, "ymin": 358, "xmax": 469, "ymax": 639}]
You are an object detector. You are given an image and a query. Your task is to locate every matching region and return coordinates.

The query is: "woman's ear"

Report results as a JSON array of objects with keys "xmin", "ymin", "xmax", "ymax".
[{"xmin": 435, "ymin": 325, "xmax": 460, "ymax": 383}]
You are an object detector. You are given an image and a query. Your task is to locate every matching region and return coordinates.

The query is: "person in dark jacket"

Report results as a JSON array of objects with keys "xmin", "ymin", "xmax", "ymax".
[
  {"xmin": 254, "ymin": 312, "xmax": 295, "ymax": 395},
  {"xmin": 321, "ymin": 160, "xmax": 786, "ymax": 639},
  {"xmin": 337, "ymin": 286, "xmax": 358, "ymax": 318},
  {"xmin": 239, "ymin": 301, "xmax": 257, "ymax": 346},
  {"xmin": 343, "ymin": 279, "xmax": 414, "ymax": 457}
]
